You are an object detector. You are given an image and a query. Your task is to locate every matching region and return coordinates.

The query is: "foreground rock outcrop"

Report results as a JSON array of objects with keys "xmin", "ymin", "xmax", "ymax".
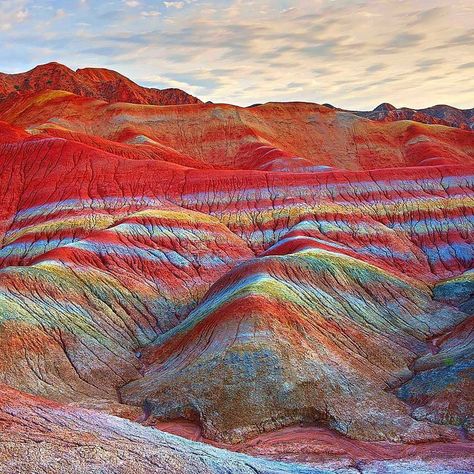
[{"xmin": 0, "ymin": 384, "xmax": 320, "ymax": 474}]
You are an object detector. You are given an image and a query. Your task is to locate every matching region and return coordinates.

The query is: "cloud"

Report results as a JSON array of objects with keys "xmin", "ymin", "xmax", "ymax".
[
  {"xmin": 441, "ymin": 29, "xmax": 474, "ymax": 48},
  {"xmin": 458, "ymin": 62, "xmax": 474, "ymax": 70},
  {"xmin": 416, "ymin": 58, "xmax": 443, "ymax": 69},
  {"xmin": 385, "ymin": 33, "xmax": 426, "ymax": 50},
  {"xmin": 407, "ymin": 6, "xmax": 448, "ymax": 26},
  {"xmin": 54, "ymin": 9, "xmax": 67, "ymax": 20},
  {"xmin": 141, "ymin": 11, "xmax": 161, "ymax": 17},
  {"xmin": 0, "ymin": 0, "xmax": 473, "ymax": 109},
  {"xmin": 164, "ymin": 1, "xmax": 184, "ymax": 8},
  {"xmin": 15, "ymin": 8, "xmax": 29, "ymax": 21},
  {"xmin": 0, "ymin": 2, "xmax": 29, "ymax": 31},
  {"xmin": 287, "ymin": 82, "xmax": 305, "ymax": 88}
]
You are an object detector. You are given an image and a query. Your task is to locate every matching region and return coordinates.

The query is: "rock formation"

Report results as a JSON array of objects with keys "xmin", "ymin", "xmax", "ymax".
[
  {"xmin": 0, "ymin": 62, "xmax": 201, "ymax": 105},
  {"xmin": 347, "ymin": 103, "xmax": 474, "ymax": 130},
  {"xmin": 0, "ymin": 64, "xmax": 473, "ymax": 473}
]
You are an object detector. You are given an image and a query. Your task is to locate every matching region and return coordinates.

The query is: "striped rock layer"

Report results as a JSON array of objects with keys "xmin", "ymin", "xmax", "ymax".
[{"xmin": 0, "ymin": 85, "xmax": 473, "ymax": 472}]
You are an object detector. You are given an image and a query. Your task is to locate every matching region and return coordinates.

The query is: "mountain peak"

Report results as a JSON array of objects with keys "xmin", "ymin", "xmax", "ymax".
[
  {"xmin": 34, "ymin": 61, "xmax": 73, "ymax": 70},
  {"xmin": 75, "ymin": 66, "xmax": 130, "ymax": 84},
  {"xmin": 373, "ymin": 102, "xmax": 396, "ymax": 112}
]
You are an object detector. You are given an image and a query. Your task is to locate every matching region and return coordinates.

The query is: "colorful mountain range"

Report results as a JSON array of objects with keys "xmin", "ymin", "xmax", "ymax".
[{"xmin": 0, "ymin": 62, "xmax": 473, "ymax": 473}]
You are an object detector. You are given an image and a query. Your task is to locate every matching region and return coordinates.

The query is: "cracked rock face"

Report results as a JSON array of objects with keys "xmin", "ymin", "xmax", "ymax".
[{"xmin": 0, "ymin": 69, "xmax": 473, "ymax": 473}]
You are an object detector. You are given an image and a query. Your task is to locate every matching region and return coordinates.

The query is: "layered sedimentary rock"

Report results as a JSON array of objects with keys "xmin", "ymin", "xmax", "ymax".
[
  {"xmin": 0, "ymin": 69, "xmax": 473, "ymax": 472},
  {"xmin": 223, "ymin": 425, "xmax": 474, "ymax": 472},
  {"xmin": 0, "ymin": 90, "xmax": 473, "ymax": 172},
  {"xmin": 122, "ymin": 248, "xmax": 467, "ymax": 443},
  {"xmin": 120, "ymin": 164, "xmax": 474, "ymax": 442}
]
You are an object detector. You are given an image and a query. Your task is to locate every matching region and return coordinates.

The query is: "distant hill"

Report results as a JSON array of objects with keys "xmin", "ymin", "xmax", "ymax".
[
  {"xmin": 0, "ymin": 62, "xmax": 202, "ymax": 106},
  {"xmin": 345, "ymin": 102, "xmax": 474, "ymax": 130}
]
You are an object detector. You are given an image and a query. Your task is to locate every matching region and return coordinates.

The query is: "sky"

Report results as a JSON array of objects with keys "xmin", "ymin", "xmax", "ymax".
[{"xmin": 0, "ymin": 0, "xmax": 473, "ymax": 109}]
